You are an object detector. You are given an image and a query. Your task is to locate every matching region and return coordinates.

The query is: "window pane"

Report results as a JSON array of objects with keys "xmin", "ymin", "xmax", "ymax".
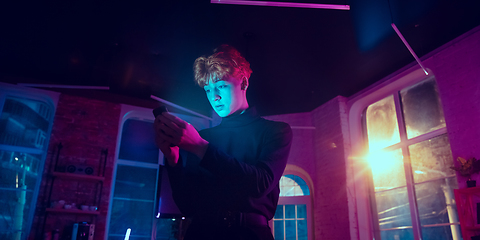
[
  {"xmin": 285, "ymin": 205, "xmax": 295, "ymax": 218},
  {"xmin": 297, "ymin": 204, "xmax": 307, "ymax": 218},
  {"xmin": 114, "ymin": 165, "xmax": 157, "ymax": 200},
  {"xmin": 274, "ymin": 220, "xmax": 284, "ymax": 240},
  {"xmin": 400, "ymin": 79, "xmax": 446, "ymax": 139},
  {"xmin": 0, "ymin": 190, "xmax": 34, "ymax": 239},
  {"xmin": 409, "ymin": 134, "xmax": 454, "ymax": 183},
  {"xmin": 421, "ymin": 225, "xmax": 460, "ymax": 240},
  {"xmin": 366, "ymin": 95, "xmax": 400, "ymax": 151},
  {"xmin": 119, "ymin": 119, "xmax": 159, "ymax": 163},
  {"xmin": 376, "ymin": 187, "xmax": 412, "ymax": 230},
  {"xmin": 108, "ymin": 199, "xmax": 154, "ymax": 236},
  {"xmin": 380, "ymin": 229, "xmax": 414, "ymax": 240},
  {"xmin": 275, "ymin": 205, "xmax": 284, "ymax": 219},
  {"xmin": 369, "ymin": 148, "xmax": 406, "ymax": 191},
  {"xmin": 298, "ymin": 219, "xmax": 307, "ymax": 240},
  {"xmin": 0, "ymin": 97, "xmax": 51, "ymax": 148},
  {"xmin": 0, "ymin": 151, "xmax": 43, "ymax": 189},
  {"xmin": 280, "ymin": 175, "xmax": 310, "ymax": 196},
  {"xmin": 285, "ymin": 220, "xmax": 296, "ymax": 240},
  {"xmin": 415, "ymin": 177, "xmax": 459, "ymax": 226}
]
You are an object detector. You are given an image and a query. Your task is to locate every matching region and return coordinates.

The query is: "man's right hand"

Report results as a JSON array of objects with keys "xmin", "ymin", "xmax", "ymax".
[{"xmin": 154, "ymin": 116, "xmax": 180, "ymax": 167}]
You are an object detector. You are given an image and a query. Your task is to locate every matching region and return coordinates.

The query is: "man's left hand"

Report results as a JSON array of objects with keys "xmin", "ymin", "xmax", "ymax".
[{"xmin": 157, "ymin": 112, "xmax": 209, "ymax": 159}]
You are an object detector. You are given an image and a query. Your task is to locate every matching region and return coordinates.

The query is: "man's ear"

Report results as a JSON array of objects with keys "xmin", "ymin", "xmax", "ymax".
[{"xmin": 241, "ymin": 78, "xmax": 248, "ymax": 90}]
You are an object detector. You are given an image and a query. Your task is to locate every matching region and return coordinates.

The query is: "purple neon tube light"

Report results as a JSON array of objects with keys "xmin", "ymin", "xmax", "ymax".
[{"xmin": 211, "ymin": 0, "xmax": 350, "ymax": 10}]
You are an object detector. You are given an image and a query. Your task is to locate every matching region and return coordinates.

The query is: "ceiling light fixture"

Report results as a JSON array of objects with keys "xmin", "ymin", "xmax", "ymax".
[
  {"xmin": 211, "ymin": 0, "xmax": 350, "ymax": 10},
  {"xmin": 391, "ymin": 23, "xmax": 429, "ymax": 76},
  {"xmin": 17, "ymin": 83, "xmax": 110, "ymax": 90}
]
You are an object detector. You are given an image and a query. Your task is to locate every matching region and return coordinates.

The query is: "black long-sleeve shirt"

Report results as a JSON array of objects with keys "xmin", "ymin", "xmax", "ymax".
[{"xmin": 166, "ymin": 107, "xmax": 292, "ymax": 220}]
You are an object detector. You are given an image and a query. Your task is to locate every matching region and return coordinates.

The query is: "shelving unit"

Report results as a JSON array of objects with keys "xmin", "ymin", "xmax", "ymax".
[
  {"xmin": 454, "ymin": 187, "xmax": 480, "ymax": 240},
  {"xmin": 40, "ymin": 143, "xmax": 108, "ymax": 239},
  {"xmin": 45, "ymin": 208, "xmax": 100, "ymax": 215}
]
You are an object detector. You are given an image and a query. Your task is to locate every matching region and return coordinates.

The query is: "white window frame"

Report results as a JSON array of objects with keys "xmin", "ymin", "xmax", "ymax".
[
  {"xmin": 105, "ymin": 103, "xmax": 213, "ymax": 240},
  {"xmin": 105, "ymin": 104, "xmax": 162, "ymax": 240}
]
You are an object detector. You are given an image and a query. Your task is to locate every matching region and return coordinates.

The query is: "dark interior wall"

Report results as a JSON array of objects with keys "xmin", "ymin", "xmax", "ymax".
[{"xmin": 30, "ymin": 94, "xmax": 121, "ymax": 240}]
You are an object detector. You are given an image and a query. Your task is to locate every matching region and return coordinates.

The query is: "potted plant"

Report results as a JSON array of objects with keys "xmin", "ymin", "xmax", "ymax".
[{"xmin": 451, "ymin": 157, "xmax": 480, "ymax": 187}]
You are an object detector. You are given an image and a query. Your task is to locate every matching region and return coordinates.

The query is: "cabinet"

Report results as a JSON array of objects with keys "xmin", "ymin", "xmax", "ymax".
[
  {"xmin": 454, "ymin": 187, "xmax": 480, "ymax": 240},
  {"xmin": 40, "ymin": 143, "xmax": 107, "ymax": 239}
]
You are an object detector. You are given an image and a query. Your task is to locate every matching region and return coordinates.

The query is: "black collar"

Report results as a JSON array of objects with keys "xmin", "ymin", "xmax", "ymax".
[{"xmin": 219, "ymin": 107, "xmax": 260, "ymax": 128}]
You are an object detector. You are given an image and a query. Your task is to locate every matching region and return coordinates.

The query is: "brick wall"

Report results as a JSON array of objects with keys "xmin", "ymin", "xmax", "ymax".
[
  {"xmin": 426, "ymin": 26, "xmax": 480, "ymax": 187},
  {"xmin": 30, "ymin": 94, "xmax": 120, "ymax": 240},
  {"xmin": 264, "ymin": 112, "xmax": 316, "ymax": 185},
  {"xmin": 311, "ymin": 96, "xmax": 350, "ymax": 240},
  {"xmin": 265, "ymin": 96, "xmax": 351, "ymax": 240}
]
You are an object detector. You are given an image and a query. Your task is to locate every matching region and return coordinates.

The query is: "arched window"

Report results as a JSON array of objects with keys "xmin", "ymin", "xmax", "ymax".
[
  {"xmin": 348, "ymin": 69, "xmax": 460, "ymax": 240},
  {"xmin": 106, "ymin": 104, "xmax": 211, "ymax": 240},
  {"xmin": 0, "ymin": 83, "xmax": 58, "ymax": 240},
  {"xmin": 272, "ymin": 168, "xmax": 313, "ymax": 240}
]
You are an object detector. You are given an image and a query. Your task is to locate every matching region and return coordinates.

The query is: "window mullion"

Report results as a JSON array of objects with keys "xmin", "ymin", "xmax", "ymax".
[{"xmin": 394, "ymin": 92, "xmax": 423, "ymax": 240}]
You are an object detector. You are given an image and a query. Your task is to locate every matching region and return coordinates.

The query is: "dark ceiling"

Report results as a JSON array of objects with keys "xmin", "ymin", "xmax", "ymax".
[{"xmin": 1, "ymin": 1, "xmax": 479, "ymax": 117}]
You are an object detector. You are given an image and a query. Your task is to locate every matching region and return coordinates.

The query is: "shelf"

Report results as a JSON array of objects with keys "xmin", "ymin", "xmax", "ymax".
[
  {"xmin": 50, "ymin": 172, "xmax": 104, "ymax": 182},
  {"xmin": 46, "ymin": 208, "xmax": 100, "ymax": 215}
]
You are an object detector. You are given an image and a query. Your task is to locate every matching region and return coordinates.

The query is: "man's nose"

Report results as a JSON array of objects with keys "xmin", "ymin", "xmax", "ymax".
[{"xmin": 214, "ymin": 94, "xmax": 221, "ymax": 101}]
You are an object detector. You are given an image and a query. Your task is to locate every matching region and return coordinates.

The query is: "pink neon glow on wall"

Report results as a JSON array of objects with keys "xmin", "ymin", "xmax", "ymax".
[{"xmin": 211, "ymin": 0, "xmax": 350, "ymax": 10}]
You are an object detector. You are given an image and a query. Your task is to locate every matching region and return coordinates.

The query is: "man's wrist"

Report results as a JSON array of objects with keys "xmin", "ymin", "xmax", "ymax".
[{"xmin": 193, "ymin": 139, "xmax": 209, "ymax": 160}]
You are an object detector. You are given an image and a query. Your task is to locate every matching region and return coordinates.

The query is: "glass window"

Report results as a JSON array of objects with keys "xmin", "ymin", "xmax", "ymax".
[
  {"xmin": 400, "ymin": 79, "xmax": 446, "ymax": 139},
  {"xmin": 275, "ymin": 174, "xmax": 311, "ymax": 239},
  {"xmin": 368, "ymin": 148, "xmax": 406, "ymax": 191},
  {"xmin": 280, "ymin": 174, "xmax": 310, "ymax": 196},
  {"xmin": 108, "ymin": 117, "xmax": 161, "ymax": 240},
  {"xmin": 273, "ymin": 204, "xmax": 308, "ymax": 240},
  {"xmin": 409, "ymin": 134, "xmax": 455, "ymax": 183},
  {"xmin": 0, "ymin": 95, "xmax": 54, "ymax": 240},
  {"xmin": 364, "ymin": 78, "xmax": 459, "ymax": 240},
  {"xmin": 118, "ymin": 119, "xmax": 159, "ymax": 163},
  {"xmin": 365, "ymin": 95, "xmax": 400, "ymax": 151},
  {"xmin": 107, "ymin": 109, "xmax": 211, "ymax": 240}
]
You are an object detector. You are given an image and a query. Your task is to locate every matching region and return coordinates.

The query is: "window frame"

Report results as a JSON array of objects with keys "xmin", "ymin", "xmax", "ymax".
[
  {"xmin": 105, "ymin": 105, "xmax": 162, "ymax": 239},
  {"xmin": 105, "ymin": 103, "xmax": 213, "ymax": 240}
]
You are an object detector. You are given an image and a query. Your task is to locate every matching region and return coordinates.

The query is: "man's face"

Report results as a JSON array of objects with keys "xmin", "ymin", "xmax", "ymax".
[{"xmin": 203, "ymin": 76, "xmax": 246, "ymax": 117}]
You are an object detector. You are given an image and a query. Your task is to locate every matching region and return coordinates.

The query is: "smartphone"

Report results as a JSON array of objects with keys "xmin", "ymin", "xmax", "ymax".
[
  {"xmin": 153, "ymin": 106, "xmax": 176, "ymax": 147},
  {"xmin": 153, "ymin": 106, "xmax": 168, "ymax": 118}
]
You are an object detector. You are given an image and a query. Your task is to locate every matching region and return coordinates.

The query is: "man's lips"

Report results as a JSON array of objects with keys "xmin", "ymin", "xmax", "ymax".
[{"xmin": 215, "ymin": 105, "xmax": 224, "ymax": 110}]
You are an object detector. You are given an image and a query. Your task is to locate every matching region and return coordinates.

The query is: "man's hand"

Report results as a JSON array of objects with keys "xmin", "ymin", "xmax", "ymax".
[
  {"xmin": 155, "ymin": 112, "xmax": 209, "ymax": 160},
  {"xmin": 154, "ymin": 116, "xmax": 180, "ymax": 167}
]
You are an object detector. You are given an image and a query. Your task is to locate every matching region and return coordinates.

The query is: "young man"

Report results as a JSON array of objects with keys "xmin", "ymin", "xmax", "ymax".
[{"xmin": 154, "ymin": 45, "xmax": 292, "ymax": 240}]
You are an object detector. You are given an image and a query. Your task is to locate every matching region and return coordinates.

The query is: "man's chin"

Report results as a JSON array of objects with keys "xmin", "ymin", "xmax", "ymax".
[{"xmin": 214, "ymin": 110, "xmax": 229, "ymax": 118}]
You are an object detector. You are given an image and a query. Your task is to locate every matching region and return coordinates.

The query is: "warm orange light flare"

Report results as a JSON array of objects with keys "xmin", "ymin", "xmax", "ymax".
[{"xmin": 366, "ymin": 150, "xmax": 402, "ymax": 175}]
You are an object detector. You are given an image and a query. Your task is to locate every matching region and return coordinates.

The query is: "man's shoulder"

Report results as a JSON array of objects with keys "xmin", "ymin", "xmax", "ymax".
[{"xmin": 258, "ymin": 117, "xmax": 291, "ymax": 129}]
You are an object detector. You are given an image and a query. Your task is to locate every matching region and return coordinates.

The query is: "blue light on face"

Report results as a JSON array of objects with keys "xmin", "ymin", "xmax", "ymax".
[{"xmin": 204, "ymin": 79, "xmax": 245, "ymax": 117}]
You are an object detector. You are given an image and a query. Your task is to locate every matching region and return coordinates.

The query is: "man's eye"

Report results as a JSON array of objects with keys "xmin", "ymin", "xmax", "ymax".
[
  {"xmin": 205, "ymin": 89, "xmax": 210, "ymax": 93},
  {"xmin": 218, "ymin": 85, "xmax": 227, "ymax": 89}
]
